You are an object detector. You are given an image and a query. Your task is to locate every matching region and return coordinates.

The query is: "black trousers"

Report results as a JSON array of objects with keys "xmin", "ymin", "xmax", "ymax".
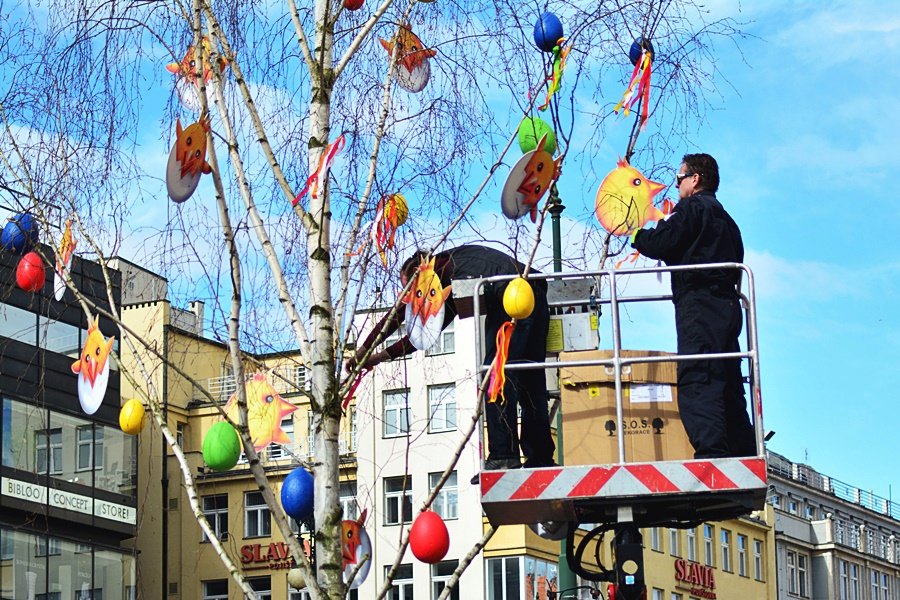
[
  {"xmin": 483, "ymin": 282, "xmax": 556, "ymax": 467},
  {"xmin": 675, "ymin": 290, "xmax": 756, "ymax": 459}
]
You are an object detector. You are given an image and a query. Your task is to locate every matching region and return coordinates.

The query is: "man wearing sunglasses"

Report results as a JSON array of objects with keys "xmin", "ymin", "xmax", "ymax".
[{"xmin": 630, "ymin": 153, "xmax": 755, "ymax": 459}]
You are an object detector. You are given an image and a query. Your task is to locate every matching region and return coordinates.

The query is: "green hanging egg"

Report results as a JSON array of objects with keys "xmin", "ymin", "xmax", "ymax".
[
  {"xmin": 517, "ymin": 116, "xmax": 557, "ymax": 155},
  {"xmin": 202, "ymin": 422, "xmax": 241, "ymax": 472}
]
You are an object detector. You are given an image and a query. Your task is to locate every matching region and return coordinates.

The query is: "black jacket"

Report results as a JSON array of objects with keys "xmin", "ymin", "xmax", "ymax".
[{"xmin": 632, "ymin": 191, "xmax": 743, "ymax": 300}]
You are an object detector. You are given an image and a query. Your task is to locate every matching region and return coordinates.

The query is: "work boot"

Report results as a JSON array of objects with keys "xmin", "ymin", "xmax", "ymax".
[{"xmin": 471, "ymin": 457, "xmax": 521, "ymax": 484}]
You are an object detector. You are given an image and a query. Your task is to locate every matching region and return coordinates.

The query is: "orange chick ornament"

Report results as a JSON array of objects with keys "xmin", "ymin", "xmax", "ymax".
[{"xmin": 166, "ymin": 113, "xmax": 213, "ymax": 203}]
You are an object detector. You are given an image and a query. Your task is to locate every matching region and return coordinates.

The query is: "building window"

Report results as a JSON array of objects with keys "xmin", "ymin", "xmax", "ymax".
[
  {"xmin": 34, "ymin": 536, "xmax": 61, "ymax": 557},
  {"xmin": 652, "ymin": 589, "xmax": 664, "ymax": 600},
  {"xmin": 669, "ymin": 528, "xmax": 680, "ymax": 557},
  {"xmin": 296, "ymin": 365, "xmax": 311, "ymax": 392},
  {"xmin": 202, "ymin": 580, "xmax": 228, "ymax": 600},
  {"xmin": 805, "ymin": 505, "xmax": 816, "ymax": 520},
  {"xmin": 386, "ymin": 563, "xmax": 414, "ymax": 600},
  {"xmin": 248, "ymin": 576, "xmax": 271, "ymax": 600},
  {"xmin": 432, "ymin": 559, "xmax": 459, "ymax": 600},
  {"xmin": 340, "ymin": 481, "xmax": 358, "ymax": 522},
  {"xmin": 850, "ymin": 562, "xmax": 860, "ymax": 600},
  {"xmin": 737, "ymin": 534, "xmax": 748, "ymax": 577},
  {"xmin": 245, "ymin": 491, "xmax": 271, "ymax": 538},
  {"xmin": 344, "ymin": 408, "xmax": 358, "ymax": 453},
  {"xmin": 486, "ymin": 556, "xmax": 521, "ymax": 600},
  {"xmin": 76, "ymin": 425, "xmax": 103, "ymax": 471},
  {"xmin": 703, "ymin": 524, "xmax": 714, "ymax": 567},
  {"xmin": 720, "ymin": 529, "xmax": 732, "ymax": 572},
  {"xmin": 879, "ymin": 571, "xmax": 889, "ymax": 599},
  {"xmin": 787, "ymin": 551, "xmax": 798, "ymax": 595},
  {"xmin": 269, "ymin": 417, "xmax": 294, "ymax": 460},
  {"xmin": 524, "ymin": 557, "xmax": 558, "ymax": 599},
  {"xmin": 427, "ymin": 384, "xmax": 457, "ymax": 433},
  {"xmin": 176, "ymin": 422, "xmax": 186, "ymax": 449},
  {"xmin": 383, "ymin": 389, "xmax": 410, "ymax": 438},
  {"xmin": 425, "ymin": 319, "xmax": 455, "ymax": 356},
  {"xmin": 36, "ymin": 428, "xmax": 63, "ymax": 475},
  {"xmin": 789, "ymin": 498, "xmax": 799, "ymax": 515},
  {"xmin": 687, "ymin": 527, "xmax": 697, "ymax": 562},
  {"xmin": 202, "ymin": 494, "xmax": 229, "ymax": 542},
  {"xmin": 840, "ymin": 560, "xmax": 849, "ymax": 600},
  {"xmin": 753, "ymin": 539, "xmax": 764, "ymax": 581},
  {"xmin": 671, "ymin": 594, "xmax": 683, "ymax": 600},
  {"xmin": 650, "ymin": 527, "xmax": 662, "ymax": 552},
  {"xmin": 384, "ymin": 476, "xmax": 413, "ymax": 525},
  {"xmin": 798, "ymin": 553, "xmax": 808, "ymax": 597},
  {"xmin": 429, "ymin": 471, "xmax": 458, "ymax": 520}
]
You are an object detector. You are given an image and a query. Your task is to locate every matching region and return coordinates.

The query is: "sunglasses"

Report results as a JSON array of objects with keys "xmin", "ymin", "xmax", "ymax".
[{"xmin": 676, "ymin": 172, "xmax": 693, "ymax": 186}]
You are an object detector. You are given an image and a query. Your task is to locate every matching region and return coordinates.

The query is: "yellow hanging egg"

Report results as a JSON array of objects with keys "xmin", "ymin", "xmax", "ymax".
[
  {"xmin": 387, "ymin": 193, "xmax": 409, "ymax": 226},
  {"xmin": 503, "ymin": 277, "xmax": 535, "ymax": 319},
  {"xmin": 119, "ymin": 399, "xmax": 146, "ymax": 435}
]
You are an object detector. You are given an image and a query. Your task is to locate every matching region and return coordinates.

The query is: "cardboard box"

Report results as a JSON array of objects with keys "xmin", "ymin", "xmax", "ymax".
[{"xmin": 559, "ymin": 350, "xmax": 694, "ymax": 465}]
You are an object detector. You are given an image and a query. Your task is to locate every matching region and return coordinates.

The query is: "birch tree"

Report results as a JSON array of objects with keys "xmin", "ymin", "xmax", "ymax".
[{"xmin": 0, "ymin": 0, "xmax": 746, "ymax": 597}]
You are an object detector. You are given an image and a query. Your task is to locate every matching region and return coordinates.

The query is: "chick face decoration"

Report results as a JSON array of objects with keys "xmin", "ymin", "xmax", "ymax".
[
  {"xmin": 402, "ymin": 257, "xmax": 451, "ymax": 351},
  {"xmin": 224, "ymin": 373, "xmax": 297, "ymax": 451},
  {"xmin": 341, "ymin": 509, "xmax": 372, "ymax": 589},
  {"xmin": 166, "ymin": 113, "xmax": 213, "ymax": 203},
  {"xmin": 501, "ymin": 134, "xmax": 562, "ymax": 222},
  {"xmin": 379, "ymin": 24, "xmax": 437, "ymax": 93},
  {"xmin": 71, "ymin": 316, "xmax": 115, "ymax": 415},
  {"xmin": 166, "ymin": 36, "xmax": 228, "ymax": 112},
  {"xmin": 595, "ymin": 159, "xmax": 666, "ymax": 235}
]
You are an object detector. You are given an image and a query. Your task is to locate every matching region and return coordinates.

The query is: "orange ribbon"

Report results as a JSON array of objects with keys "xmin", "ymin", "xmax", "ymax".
[{"xmin": 487, "ymin": 321, "xmax": 515, "ymax": 403}]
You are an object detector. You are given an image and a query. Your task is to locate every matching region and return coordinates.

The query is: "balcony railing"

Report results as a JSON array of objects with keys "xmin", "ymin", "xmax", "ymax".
[
  {"xmin": 305, "ymin": 434, "xmax": 357, "ymax": 459},
  {"xmin": 197, "ymin": 365, "xmax": 310, "ymax": 404}
]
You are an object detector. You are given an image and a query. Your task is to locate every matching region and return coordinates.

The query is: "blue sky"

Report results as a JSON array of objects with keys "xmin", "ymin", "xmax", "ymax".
[
  {"xmin": 548, "ymin": 0, "xmax": 900, "ymax": 500},
  {"xmin": 3, "ymin": 1, "xmax": 895, "ymax": 503},
  {"xmin": 686, "ymin": 0, "xmax": 900, "ymax": 499}
]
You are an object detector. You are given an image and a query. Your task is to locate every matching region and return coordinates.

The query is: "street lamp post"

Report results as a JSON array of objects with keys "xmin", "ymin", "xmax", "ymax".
[{"xmin": 548, "ymin": 183, "xmax": 576, "ymax": 594}]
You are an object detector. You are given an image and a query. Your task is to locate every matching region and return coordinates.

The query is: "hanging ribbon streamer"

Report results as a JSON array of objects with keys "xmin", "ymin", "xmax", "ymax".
[
  {"xmin": 349, "ymin": 193, "xmax": 409, "ymax": 266},
  {"xmin": 293, "ymin": 134, "xmax": 346, "ymax": 206},
  {"xmin": 614, "ymin": 48, "xmax": 652, "ymax": 130},
  {"xmin": 342, "ymin": 367, "xmax": 371, "ymax": 412},
  {"xmin": 486, "ymin": 321, "xmax": 515, "ymax": 403},
  {"xmin": 539, "ymin": 39, "xmax": 570, "ymax": 112}
]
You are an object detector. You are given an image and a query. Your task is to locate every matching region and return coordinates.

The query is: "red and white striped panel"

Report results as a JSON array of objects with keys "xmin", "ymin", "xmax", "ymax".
[{"xmin": 481, "ymin": 457, "xmax": 767, "ymax": 503}]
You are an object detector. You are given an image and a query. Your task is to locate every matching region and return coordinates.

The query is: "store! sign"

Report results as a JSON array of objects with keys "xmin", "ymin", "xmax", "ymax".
[
  {"xmin": 674, "ymin": 558, "xmax": 717, "ymax": 599},
  {"xmin": 1, "ymin": 476, "xmax": 136, "ymax": 525}
]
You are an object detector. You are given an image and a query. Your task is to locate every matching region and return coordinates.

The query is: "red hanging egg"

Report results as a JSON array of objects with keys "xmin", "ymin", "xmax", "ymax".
[
  {"xmin": 344, "ymin": 0, "xmax": 364, "ymax": 10},
  {"xmin": 409, "ymin": 510, "xmax": 449, "ymax": 563},
  {"xmin": 16, "ymin": 251, "xmax": 45, "ymax": 292}
]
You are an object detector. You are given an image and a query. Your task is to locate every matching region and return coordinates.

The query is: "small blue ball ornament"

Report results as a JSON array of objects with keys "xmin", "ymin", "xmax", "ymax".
[
  {"xmin": 281, "ymin": 468, "xmax": 315, "ymax": 521},
  {"xmin": 533, "ymin": 12, "xmax": 563, "ymax": 53},
  {"xmin": 1, "ymin": 213, "xmax": 39, "ymax": 254},
  {"xmin": 629, "ymin": 37, "xmax": 655, "ymax": 66}
]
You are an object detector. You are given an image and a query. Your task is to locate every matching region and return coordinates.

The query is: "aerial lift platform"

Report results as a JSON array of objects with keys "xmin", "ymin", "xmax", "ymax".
[{"xmin": 455, "ymin": 263, "xmax": 767, "ymax": 599}]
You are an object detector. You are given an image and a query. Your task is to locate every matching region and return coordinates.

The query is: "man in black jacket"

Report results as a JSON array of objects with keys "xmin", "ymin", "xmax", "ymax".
[
  {"xmin": 349, "ymin": 245, "xmax": 556, "ymax": 477},
  {"xmin": 631, "ymin": 154, "xmax": 756, "ymax": 458}
]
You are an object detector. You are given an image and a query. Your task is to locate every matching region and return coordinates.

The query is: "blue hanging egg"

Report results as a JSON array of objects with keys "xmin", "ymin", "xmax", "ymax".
[
  {"xmin": 281, "ymin": 468, "xmax": 315, "ymax": 521},
  {"xmin": 1, "ymin": 213, "xmax": 39, "ymax": 254},
  {"xmin": 533, "ymin": 12, "xmax": 563, "ymax": 53},
  {"xmin": 629, "ymin": 37, "xmax": 655, "ymax": 66}
]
